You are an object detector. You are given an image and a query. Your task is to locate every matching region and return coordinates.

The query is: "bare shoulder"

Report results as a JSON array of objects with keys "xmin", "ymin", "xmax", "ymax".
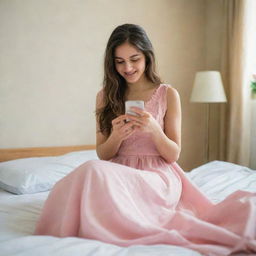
[
  {"xmin": 96, "ymin": 89, "xmax": 104, "ymax": 100},
  {"xmin": 96, "ymin": 89, "xmax": 104, "ymax": 108},
  {"xmin": 166, "ymin": 86, "xmax": 181, "ymax": 105},
  {"xmin": 164, "ymin": 85, "xmax": 182, "ymax": 147}
]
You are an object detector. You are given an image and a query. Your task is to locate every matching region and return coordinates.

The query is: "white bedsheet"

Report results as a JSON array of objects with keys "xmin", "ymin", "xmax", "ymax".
[
  {"xmin": 187, "ymin": 161, "xmax": 256, "ymax": 202},
  {"xmin": 0, "ymin": 160, "xmax": 255, "ymax": 256}
]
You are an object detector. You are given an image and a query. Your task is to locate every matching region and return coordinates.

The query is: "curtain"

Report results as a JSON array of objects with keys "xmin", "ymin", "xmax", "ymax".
[{"xmin": 219, "ymin": 0, "xmax": 256, "ymax": 166}]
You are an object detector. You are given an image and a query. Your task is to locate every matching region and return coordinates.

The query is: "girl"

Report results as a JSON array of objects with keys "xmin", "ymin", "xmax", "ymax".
[{"xmin": 35, "ymin": 24, "xmax": 256, "ymax": 256}]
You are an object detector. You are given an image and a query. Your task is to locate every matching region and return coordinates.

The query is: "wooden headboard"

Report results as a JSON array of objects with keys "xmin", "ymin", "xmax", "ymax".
[{"xmin": 0, "ymin": 145, "xmax": 96, "ymax": 162}]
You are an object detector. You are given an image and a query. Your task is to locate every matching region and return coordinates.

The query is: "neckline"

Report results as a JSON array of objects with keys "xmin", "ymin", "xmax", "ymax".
[
  {"xmin": 145, "ymin": 84, "xmax": 162, "ymax": 105},
  {"xmin": 124, "ymin": 84, "xmax": 162, "ymax": 105}
]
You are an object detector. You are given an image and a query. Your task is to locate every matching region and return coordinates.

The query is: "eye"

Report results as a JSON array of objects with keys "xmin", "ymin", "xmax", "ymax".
[
  {"xmin": 116, "ymin": 61, "xmax": 124, "ymax": 64},
  {"xmin": 131, "ymin": 58, "xmax": 139, "ymax": 62}
]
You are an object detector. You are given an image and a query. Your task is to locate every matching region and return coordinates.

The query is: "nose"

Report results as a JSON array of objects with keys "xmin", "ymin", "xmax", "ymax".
[{"xmin": 124, "ymin": 62, "xmax": 133, "ymax": 72}]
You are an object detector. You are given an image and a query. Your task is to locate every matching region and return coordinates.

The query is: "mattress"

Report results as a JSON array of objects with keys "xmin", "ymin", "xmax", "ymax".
[{"xmin": 0, "ymin": 156, "xmax": 255, "ymax": 256}]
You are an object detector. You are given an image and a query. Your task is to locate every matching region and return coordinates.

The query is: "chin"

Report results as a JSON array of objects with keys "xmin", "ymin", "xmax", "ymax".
[
  {"xmin": 125, "ymin": 74, "xmax": 143, "ymax": 84},
  {"xmin": 126, "ymin": 79, "xmax": 139, "ymax": 84}
]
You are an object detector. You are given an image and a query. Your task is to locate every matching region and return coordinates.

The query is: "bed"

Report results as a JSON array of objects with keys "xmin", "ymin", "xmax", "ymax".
[{"xmin": 0, "ymin": 146, "xmax": 255, "ymax": 256}]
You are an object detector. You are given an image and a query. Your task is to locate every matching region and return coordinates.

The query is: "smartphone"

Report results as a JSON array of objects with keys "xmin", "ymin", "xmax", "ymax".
[{"xmin": 125, "ymin": 100, "xmax": 145, "ymax": 116}]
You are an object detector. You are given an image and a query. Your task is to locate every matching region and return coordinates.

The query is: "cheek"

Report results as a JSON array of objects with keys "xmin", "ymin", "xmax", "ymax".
[
  {"xmin": 138, "ymin": 60, "xmax": 146, "ymax": 72},
  {"xmin": 115, "ymin": 64, "xmax": 122, "ymax": 74}
]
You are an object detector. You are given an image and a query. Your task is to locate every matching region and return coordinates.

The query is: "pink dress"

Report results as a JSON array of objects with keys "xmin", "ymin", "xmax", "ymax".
[{"xmin": 34, "ymin": 84, "xmax": 256, "ymax": 256}]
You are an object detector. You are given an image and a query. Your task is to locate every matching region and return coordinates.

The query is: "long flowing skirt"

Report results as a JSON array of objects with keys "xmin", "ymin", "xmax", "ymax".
[{"xmin": 34, "ymin": 158, "xmax": 256, "ymax": 256}]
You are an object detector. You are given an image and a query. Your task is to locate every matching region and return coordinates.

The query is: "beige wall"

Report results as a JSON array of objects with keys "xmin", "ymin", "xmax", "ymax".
[{"xmin": 0, "ymin": 0, "xmax": 224, "ymax": 170}]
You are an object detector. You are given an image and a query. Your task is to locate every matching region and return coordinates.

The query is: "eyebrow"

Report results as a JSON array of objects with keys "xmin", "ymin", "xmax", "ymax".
[{"xmin": 114, "ymin": 54, "xmax": 141, "ymax": 60}]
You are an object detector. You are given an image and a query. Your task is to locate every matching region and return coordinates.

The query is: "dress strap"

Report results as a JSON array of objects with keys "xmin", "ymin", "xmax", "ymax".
[{"xmin": 145, "ymin": 84, "xmax": 171, "ymax": 116}]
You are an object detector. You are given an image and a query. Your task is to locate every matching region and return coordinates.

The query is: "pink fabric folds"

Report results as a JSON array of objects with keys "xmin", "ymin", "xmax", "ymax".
[{"xmin": 34, "ymin": 85, "xmax": 256, "ymax": 256}]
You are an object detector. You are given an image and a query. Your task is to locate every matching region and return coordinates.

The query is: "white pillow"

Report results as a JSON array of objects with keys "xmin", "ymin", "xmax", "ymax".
[{"xmin": 0, "ymin": 150, "xmax": 98, "ymax": 194}]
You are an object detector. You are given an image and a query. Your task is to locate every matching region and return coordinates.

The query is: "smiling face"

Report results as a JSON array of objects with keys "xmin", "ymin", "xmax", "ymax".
[{"xmin": 114, "ymin": 42, "xmax": 146, "ymax": 85}]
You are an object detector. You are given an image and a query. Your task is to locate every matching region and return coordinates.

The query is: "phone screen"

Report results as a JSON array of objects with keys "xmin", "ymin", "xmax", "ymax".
[{"xmin": 125, "ymin": 101, "xmax": 144, "ymax": 116}]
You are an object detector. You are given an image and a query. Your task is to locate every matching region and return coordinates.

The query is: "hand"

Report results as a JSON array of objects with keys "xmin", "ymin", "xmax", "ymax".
[
  {"xmin": 110, "ymin": 114, "xmax": 136, "ymax": 141},
  {"xmin": 126, "ymin": 107, "xmax": 162, "ymax": 135}
]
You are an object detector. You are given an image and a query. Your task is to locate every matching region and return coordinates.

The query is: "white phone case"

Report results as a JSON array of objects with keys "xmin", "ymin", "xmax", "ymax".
[{"xmin": 125, "ymin": 100, "xmax": 145, "ymax": 116}]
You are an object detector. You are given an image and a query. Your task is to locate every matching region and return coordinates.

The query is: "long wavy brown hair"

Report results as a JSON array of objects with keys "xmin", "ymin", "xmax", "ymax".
[{"xmin": 96, "ymin": 24, "xmax": 162, "ymax": 136}]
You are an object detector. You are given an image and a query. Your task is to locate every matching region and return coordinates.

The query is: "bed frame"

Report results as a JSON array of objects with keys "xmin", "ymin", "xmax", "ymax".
[{"xmin": 0, "ymin": 145, "xmax": 96, "ymax": 162}]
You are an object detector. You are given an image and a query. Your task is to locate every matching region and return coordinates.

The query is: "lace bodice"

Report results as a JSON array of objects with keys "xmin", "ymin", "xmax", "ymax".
[{"xmin": 117, "ymin": 84, "xmax": 169, "ymax": 157}]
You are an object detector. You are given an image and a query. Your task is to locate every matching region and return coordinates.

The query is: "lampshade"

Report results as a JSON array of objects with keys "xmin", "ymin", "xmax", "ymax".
[{"xmin": 190, "ymin": 71, "xmax": 227, "ymax": 103}]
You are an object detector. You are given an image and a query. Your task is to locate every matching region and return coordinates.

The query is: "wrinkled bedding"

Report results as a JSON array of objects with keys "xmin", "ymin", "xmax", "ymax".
[{"xmin": 1, "ymin": 160, "xmax": 255, "ymax": 256}]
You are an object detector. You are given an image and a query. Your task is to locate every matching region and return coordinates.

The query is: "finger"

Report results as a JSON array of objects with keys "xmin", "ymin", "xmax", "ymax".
[
  {"xmin": 112, "ymin": 120, "xmax": 122, "ymax": 128},
  {"xmin": 121, "ymin": 122, "xmax": 134, "ymax": 133},
  {"xmin": 112, "ymin": 116, "xmax": 124, "ymax": 124},
  {"xmin": 112, "ymin": 115, "xmax": 127, "ymax": 126},
  {"xmin": 126, "ymin": 115, "xmax": 146, "ymax": 126},
  {"xmin": 123, "ymin": 127, "xmax": 136, "ymax": 139},
  {"xmin": 118, "ymin": 114, "xmax": 129, "ymax": 120},
  {"xmin": 130, "ymin": 107, "xmax": 149, "ymax": 117},
  {"xmin": 125, "ymin": 114, "xmax": 140, "ymax": 121},
  {"xmin": 132, "ymin": 121, "xmax": 144, "ymax": 127},
  {"xmin": 121, "ymin": 121, "xmax": 137, "ymax": 134},
  {"xmin": 129, "ymin": 107, "xmax": 143, "ymax": 115}
]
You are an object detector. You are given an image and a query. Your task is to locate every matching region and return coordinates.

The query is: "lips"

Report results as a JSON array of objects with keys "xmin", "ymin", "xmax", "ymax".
[{"xmin": 125, "ymin": 71, "xmax": 137, "ymax": 76}]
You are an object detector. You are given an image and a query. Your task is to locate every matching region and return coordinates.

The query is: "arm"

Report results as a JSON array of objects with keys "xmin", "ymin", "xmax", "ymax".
[
  {"xmin": 95, "ymin": 91, "xmax": 136, "ymax": 160},
  {"xmin": 96, "ymin": 130, "xmax": 122, "ymax": 160},
  {"xmin": 153, "ymin": 87, "xmax": 181, "ymax": 163}
]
